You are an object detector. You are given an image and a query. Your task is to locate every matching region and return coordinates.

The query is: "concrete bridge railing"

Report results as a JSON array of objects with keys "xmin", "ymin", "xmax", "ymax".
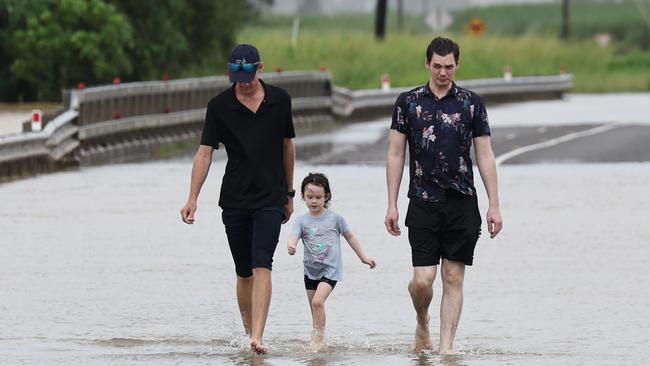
[{"xmin": 1, "ymin": 72, "xmax": 573, "ymax": 182}]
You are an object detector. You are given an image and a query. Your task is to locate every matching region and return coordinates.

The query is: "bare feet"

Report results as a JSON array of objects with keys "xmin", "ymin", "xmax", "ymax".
[
  {"xmin": 310, "ymin": 329, "xmax": 325, "ymax": 352},
  {"xmin": 250, "ymin": 339, "xmax": 267, "ymax": 355},
  {"xmin": 439, "ymin": 348, "xmax": 455, "ymax": 355},
  {"xmin": 310, "ymin": 341, "xmax": 324, "ymax": 352},
  {"xmin": 412, "ymin": 314, "xmax": 434, "ymax": 353}
]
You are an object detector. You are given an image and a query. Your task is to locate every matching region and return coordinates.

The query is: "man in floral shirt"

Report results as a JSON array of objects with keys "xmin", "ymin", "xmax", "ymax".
[{"xmin": 385, "ymin": 37, "xmax": 503, "ymax": 354}]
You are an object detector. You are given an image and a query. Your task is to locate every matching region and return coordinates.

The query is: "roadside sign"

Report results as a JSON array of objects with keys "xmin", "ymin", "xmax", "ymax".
[{"xmin": 466, "ymin": 16, "xmax": 487, "ymax": 36}]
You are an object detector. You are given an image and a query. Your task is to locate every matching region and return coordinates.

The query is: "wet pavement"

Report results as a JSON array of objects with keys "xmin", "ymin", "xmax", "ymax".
[
  {"xmin": 299, "ymin": 123, "xmax": 650, "ymax": 165},
  {"xmin": 296, "ymin": 93, "xmax": 650, "ymax": 165}
]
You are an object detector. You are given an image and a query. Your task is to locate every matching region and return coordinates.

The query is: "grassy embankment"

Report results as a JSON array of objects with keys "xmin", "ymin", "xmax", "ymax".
[{"xmin": 235, "ymin": 1, "xmax": 650, "ymax": 93}]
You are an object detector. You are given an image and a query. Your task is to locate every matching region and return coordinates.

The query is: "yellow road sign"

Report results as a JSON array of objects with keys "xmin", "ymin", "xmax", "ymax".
[{"xmin": 466, "ymin": 16, "xmax": 487, "ymax": 36}]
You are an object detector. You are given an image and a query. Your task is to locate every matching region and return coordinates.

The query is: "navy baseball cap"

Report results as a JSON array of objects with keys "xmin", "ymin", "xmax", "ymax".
[{"xmin": 228, "ymin": 44, "xmax": 261, "ymax": 83}]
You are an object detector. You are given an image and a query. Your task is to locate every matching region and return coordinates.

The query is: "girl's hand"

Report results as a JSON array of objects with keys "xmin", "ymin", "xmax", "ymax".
[
  {"xmin": 287, "ymin": 243, "xmax": 297, "ymax": 255},
  {"xmin": 362, "ymin": 257, "xmax": 377, "ymax": 269}
]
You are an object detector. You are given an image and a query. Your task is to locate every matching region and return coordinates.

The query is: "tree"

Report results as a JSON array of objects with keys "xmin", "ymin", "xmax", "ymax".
[
  {"xmin": 4, "ymin": 0, "xmax": 133, "ymax": 101},
  {"xmin": 1, "ymin": 0, "xmax": 247, "ymax": 101},
  {"xmin": 109, "ymin": 0, "xmax": 244, "ymax": 80},
  {"xmin": 0, "ymin": 3, "xmax": 17, "ymax": 100}
]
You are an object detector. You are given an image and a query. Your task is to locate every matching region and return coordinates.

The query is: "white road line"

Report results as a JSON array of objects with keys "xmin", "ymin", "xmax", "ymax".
[{"xmin": 495, "ymin": 123, "xmax": 622, "ymax": 166}]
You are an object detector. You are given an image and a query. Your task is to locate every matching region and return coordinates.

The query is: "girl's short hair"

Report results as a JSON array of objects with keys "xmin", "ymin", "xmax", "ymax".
[{"xmin": 300, "ymin": 172, "xmax": 332, "ymax": 207}]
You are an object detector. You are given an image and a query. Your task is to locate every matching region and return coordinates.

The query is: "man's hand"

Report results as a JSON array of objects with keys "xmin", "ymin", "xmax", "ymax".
[
  {"xmin": 486, "ymin": 206, "xmax": 503, "ymax": 238},
  {"xmin": 385, "ymin": 206, "xmax": 401, "ymax": 236},
  {"xmin": 180, "ymin": 200, "xmax": 197, "ymax": 224},
  {"xmin": 283, "ymin": 198, "xmax": 293, "ymax": 224}
]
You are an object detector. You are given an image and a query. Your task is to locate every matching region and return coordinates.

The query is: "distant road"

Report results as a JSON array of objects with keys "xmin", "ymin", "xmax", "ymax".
[
  {"xmin": 0, "ymin": 102, "xmax": 62, "ymax": 136},
  {"xmin": 298, "ymin": 93, "xmax": 650, "ymax": 165},
  {"xmin": 0, "ymin": 112, "xmax": 28, "ymax": 135},
  {"xmin": 301, "ymin": 124, "xmax": 650, "ymax": 165}
]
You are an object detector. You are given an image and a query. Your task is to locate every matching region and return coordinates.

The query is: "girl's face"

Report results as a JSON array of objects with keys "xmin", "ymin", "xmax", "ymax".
[{"xmin": 303, "ymin": 183, "xmax": 327, "ymax": 215}]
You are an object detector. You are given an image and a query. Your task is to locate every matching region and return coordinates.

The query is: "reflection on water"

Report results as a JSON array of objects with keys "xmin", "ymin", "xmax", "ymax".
[
  {"xmin": 1, "ymin": 161, "xmax": 650, "ymax": 365},
  {"xmin": 412, "ymin": 353, "xmax": 464, "ymax": 366}
]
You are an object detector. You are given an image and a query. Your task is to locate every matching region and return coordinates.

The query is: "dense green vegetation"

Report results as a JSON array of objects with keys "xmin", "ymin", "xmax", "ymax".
[
  {"xmin": 1, "ymin": 0, "xmax": 649, "ymax": 100},
  {"xmin": 0, "ymin": 0, "xmax": 247, "ymax": 101}
]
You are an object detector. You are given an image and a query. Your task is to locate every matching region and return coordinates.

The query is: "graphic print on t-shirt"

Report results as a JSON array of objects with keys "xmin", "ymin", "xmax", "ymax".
[{"xmin": 303, "ymin": 226, "xmax": 331, "ymax": 262}]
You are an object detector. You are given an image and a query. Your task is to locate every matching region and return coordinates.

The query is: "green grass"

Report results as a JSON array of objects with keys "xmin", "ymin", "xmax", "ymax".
[
  {"xmin": 216, "ymin": 2, "xmax": 650, "ymax": 93},
  {"xmin": 448, "ymin": 0, "xmax": 650, "ymax": 50},
  {"xmin": 236, "ymin": 29, "xmax": 650, "ymax": 92}
]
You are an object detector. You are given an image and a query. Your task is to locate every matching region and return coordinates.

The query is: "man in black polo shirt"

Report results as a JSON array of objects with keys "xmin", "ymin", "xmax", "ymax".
[
  {"xmin": 180, "ymin": 44, "xmax": 296, "ymax": 354},
  {"xmin": 385, "ymin": 37, "xmax": 503, "ymax": 354}
]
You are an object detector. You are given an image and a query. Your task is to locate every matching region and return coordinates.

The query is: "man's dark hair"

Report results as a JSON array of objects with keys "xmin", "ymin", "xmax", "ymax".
[{"xmin": 426, "ymin": 37, "xmax": 460, "ymax": 64}]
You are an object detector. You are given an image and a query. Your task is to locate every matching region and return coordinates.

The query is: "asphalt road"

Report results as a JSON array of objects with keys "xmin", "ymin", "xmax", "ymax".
[{"xmin": 299, "ymin": 124, "xmax": 650, "ymax": 165}]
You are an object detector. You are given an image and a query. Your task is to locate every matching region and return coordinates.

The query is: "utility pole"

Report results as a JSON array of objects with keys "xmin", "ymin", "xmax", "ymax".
[
  {"xmin": 375, "ymin": 0, "xmax": 387, "ymax": 40},
  {"xmin": 560, "ymin": 0, "xmax": 570, "ymax": 39},
  {"xmin": 397, "ymin": 0, "xmax": 404, "ymax": 33}
]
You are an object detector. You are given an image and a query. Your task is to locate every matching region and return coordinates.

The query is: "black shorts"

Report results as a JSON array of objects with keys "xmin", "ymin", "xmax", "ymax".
[
  {"xmin": 405, "ymin": 191, "xmax": 482, "ymax": 266},
  {"xmin": 304, "ymin": 275, "xmax": 337, "ymax": 290},
  {"xmin": 221, "ymin": 206, "xmax": 286, "ymax": 278}
]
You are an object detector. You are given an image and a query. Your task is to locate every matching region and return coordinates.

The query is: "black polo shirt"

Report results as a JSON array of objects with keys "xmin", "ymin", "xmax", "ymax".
[{"xmin": 200, "ymin": 80, "xmax": 295, "ymax": 209}]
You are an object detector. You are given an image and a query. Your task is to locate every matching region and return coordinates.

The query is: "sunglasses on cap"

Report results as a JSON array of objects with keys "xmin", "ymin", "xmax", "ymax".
[{"xmin": 228, "ymin": 61, "xmax": 260, "ymax": 72}]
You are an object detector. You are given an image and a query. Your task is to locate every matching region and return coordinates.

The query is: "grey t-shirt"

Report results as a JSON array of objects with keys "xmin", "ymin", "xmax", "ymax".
[{"xmin": 291, "ymin": 210, "xmax": 350, "ymax": 281}]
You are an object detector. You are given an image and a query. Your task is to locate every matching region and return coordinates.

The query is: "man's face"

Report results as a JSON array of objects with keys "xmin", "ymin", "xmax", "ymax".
[
  {"xmin": 426, "ymin": 53, "xmax": 459, "ymax": 88},
  {"xmin": 236, "ymin": 62, "xmax": 264, "ymax": 92}
]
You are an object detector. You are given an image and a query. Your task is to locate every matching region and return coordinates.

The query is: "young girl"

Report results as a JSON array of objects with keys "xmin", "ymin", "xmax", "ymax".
[{"xmin": 287, "ymin": 172, "xmax": 376, "ymax": 351}]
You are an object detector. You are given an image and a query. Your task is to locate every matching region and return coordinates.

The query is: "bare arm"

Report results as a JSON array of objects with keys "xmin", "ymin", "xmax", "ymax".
[
  {"xmin": 343, "ymin": 231, "xmax": 376, "ymax": 268},
  {"xmin": 474, "ymin": 136, "xmax": 503, "ymax": 238},
  {"xmin": 180, "ymin": 145, "xmax": 214, "ymax": 224},
  {"xmin": 287, "ymin": 235, "xmax": 299, "ymax": 255},
  {"xmin": 385, "ymin": 131, "xmax": 407, "ymax": 236},
  {"xmin": 283, "ymin": 138, "xmax": 295, "ymax": 223}
]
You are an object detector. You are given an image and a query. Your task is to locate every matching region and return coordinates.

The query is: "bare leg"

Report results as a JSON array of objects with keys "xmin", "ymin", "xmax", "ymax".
[
  {"xmin": 408, "ymin": 266, "xmax": 437, "ymax": 352},
  {"xmin": 250, "ymin": 267, "xmax": 272, "ymax": 354},
  {"xmin": 306, "ymin": 289, "xmax": 316, "ymax": 341},
  {"xmin": 236, "ymin": 276, "xmax": 253, "ymax": 335},
  {"xmin": 439, "ymin": 259, "xmax": 465, "ymax": 355},
  {"xmin": 306, "ymin": 282, "xmax": 334, "ymax": 352}
]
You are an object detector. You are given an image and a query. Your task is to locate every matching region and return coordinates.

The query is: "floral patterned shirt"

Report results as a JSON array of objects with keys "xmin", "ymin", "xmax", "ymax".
[{"xmin": 391, "ymin": 81, "xmax": 491, "ymax": 202}]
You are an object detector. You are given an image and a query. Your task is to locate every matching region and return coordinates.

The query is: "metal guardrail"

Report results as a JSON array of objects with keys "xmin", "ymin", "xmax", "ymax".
[
  {"xmin": 333, "ymin": 74, "xmax": 574, "ymax": 120},
  {"xmin": 0, "ymin": 110, "xmax": 78, "ymax": 163},
  {"xmin": 69, "ymin": 71, "xmax": 332, "ymax": 126},
  {"xmin": 0, "ymin": 110, "xmax": 79, "ymax": 181},
  {"xmin": 1, "ymin": 72, "xmax": 573, "ymax": 182},
  {"xmin": 70, "ymin": 71, "xmax": 334, "ymax": 165}
]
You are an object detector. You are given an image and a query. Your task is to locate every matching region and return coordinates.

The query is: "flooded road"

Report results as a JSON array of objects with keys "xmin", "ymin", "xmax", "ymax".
[{"xmin": 1, "ymin": 159, "xmax": 649, "ymax": 365}]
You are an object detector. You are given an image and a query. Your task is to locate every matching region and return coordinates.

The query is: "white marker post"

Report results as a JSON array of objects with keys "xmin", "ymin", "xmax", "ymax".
[
  {"xmin": 31, "ymin": 109, "xmax": 43, "ymax": 131},
  {"xmin": 503, "ymin": 65, "xmax": 513, "ymax": 82},
  {"xmin": 381, "ymin": 73, "xmax": 391, "ymax": 91},
  {"xmin": 291, "ymin": 17, "xmax": 300, "ymax": 49}
]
